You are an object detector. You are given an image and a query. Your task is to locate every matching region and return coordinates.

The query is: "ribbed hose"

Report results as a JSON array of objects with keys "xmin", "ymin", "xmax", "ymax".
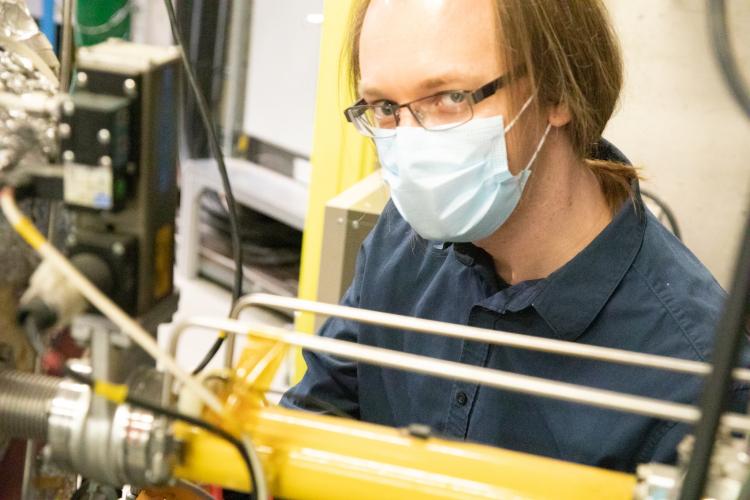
[{"xmin": 0, "ymin": 369, "xmax": 61, "ymax": 440}]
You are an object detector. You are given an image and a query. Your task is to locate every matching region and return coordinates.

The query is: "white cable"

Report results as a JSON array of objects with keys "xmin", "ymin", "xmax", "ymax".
[
  {"xmin": 0, "ymin": 188, "xmax": 223, "ymax": 414},
  {"xmin": 74, "ymin": 1, "xmax": 134, "ymax": 37},
  {"xmin": 241, "ymin": 435, "xmax": 268, "ymax": 500}
]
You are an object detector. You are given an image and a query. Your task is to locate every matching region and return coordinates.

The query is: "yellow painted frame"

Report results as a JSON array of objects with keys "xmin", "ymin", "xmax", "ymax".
[{"xmin": 296, "ymin": 0, "xmax": 377, "ymax": 380}]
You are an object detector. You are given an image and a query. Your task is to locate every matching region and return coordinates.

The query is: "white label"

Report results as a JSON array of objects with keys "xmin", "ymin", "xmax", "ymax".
[{"xmin": 64, "ymin": 164, "xmax": 113, "ymax": 210}]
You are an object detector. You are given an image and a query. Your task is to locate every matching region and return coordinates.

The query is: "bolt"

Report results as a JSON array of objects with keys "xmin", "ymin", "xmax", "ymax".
[
  {"xmin": 58, "ymin": 123, "xmax": 71, "ymax": 139},
  {"xmin": 112, "ymin": 242, "xmax": 126, "ymax": 256},
  {"xmin": 99, "ymin": 155, "xmax": 113, "ymax": 168},
  {"xmin": 75, "ymin": 72, "xmax": 88, "ymax": 88},
  {"xmin": 62, "ymin": 150, "xmax": 75, "ymax": 163},
  {"xmin": 123, "ymin": 78, "xmax": 137, "ymax": 97},
  {"xmin": 352, "ymin": 220, "xmax": 360, "ymax": 230},
  {"xmin": 97, "ymin": 129, "xmax": 111, "ymax": 145},
  {"xmin": 62, "ymin": 99, "xmax": 75, "ymax": 116}
]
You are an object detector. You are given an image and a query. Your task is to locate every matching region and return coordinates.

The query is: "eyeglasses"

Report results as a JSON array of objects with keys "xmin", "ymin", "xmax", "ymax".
[{"xmin": 343, "ymin": 72, "xmax": 516, "ymax": 138}]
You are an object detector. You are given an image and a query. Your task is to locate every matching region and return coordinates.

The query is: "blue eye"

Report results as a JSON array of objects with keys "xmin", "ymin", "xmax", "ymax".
[
  {"xmin": 375, "ymin": 102, "xmax": 398, "ymax": 117},
  {"xmin": 447, "ymin": 92, "xmax": 466, "ymax": 104}
]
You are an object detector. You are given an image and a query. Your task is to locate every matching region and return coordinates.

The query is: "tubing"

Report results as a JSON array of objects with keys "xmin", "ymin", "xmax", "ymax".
[
  {"xmin": 0, "ymin": 369, "xmax": 60, "ymax": 440},
  {"xmin": 229, "ymin": 293, "xmax": 750, "ymax": 384},
  {"xmin": 170, "ymin": 316, "xmax": 750, "ymax": 433}
]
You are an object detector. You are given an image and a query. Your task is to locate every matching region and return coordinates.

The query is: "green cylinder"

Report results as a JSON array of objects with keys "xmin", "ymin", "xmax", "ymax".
[{"xmin": 75, "ymin": 0, "xmax": 131, "ymax": 46}]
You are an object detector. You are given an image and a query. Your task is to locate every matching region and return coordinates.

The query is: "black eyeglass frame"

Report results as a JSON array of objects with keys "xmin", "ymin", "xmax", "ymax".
[{"xmin": 343, "ymin": 70, "xmax": 519, "ymax": 133}]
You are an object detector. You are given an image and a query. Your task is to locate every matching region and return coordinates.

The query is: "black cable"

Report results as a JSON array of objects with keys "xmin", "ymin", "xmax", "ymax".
[
  {"xmin": 678, "ymin": 208, "xmax": 750, "ymax": 499},
  {"xmin": 641, "ymin": 189, "xmax": 682, "ymax": 241},
  {"xmin": 708, "ymin": 0, "xmax": 750, "ymax": 120},
  {"xmin": 162, "ymin": 0, "xmax": 244, "ymax": 374},
  {"xmin": 64, "ymin": 367, "xmax": 257, "ymax": 500},
  {"xmin": 191, "ymin": 336, "xmax": 225, "ymax": 375},
  {"xmin": 22, "ymin": 317, "xmax": 46, "ymax": 357},
  {"xmin": 678, "ymin": 3, "xmax": 750, "ymax": 498}
]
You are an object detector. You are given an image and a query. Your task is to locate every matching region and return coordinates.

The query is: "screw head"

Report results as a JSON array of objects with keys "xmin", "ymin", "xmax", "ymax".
[
  {"xmin": 123, "ymin": 78, "xmax": 137, "ymax": 97},
  {"xmin": 62, "ymin": 99, "xmax": 75, "ymax": 116},
  {"xmin": 58, "ymin": 123, "xmax": 71, "ymax": 139},
  {"xmin": 62, "ymin": 150, "xmax": 75, "ymax": 163},
  {"xmin": 97, "ymin": 129, "xmax": 111, "ymax": 145},
  {"xmin": 112, "ymin": 242, "xmax": 126, "ymax": 256},
  {"xmin": 99, "ymin": 155, "xmax": 112, "ymax": 168},
  {"xmin": 66, "ymin": 234, "xmax": 77, "ymax": 247},
  {"xmin": 75, "ymin": 72, "xmax": 88, "ymax": 88}
]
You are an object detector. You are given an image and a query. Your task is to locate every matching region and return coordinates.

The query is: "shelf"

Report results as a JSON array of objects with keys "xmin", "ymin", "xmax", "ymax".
[
  {"xmin": 198, "ymin": 246, "xmax": 298, "ymax": 298},
  {"xmin": 181, "ymin": 157, "xmax": 308, "ymax": 230}
]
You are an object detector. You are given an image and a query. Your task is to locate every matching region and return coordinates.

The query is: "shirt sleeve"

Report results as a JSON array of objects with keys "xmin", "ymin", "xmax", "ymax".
[{"xmin": 278, "ymin": 240, "xmax": 369, "ymax": 419}]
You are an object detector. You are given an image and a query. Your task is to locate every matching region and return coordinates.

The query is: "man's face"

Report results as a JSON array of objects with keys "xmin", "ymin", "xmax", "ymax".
[{"xmin": 358, "ymin": 0, "xmax": 544, "ymax": 175}]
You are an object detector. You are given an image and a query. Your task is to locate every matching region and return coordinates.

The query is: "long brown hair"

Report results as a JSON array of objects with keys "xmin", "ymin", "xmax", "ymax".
[{"xmin": 344, "ymin": 0, "xmax": 638, "ymax": 211}]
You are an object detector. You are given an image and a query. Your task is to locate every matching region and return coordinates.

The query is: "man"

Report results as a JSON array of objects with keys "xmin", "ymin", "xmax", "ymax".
[{"xmin": 282, "ymin": 0, "xmax": 748, "ymax": 472}]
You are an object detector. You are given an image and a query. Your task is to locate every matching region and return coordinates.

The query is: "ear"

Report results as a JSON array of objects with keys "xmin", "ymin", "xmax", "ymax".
[{"xmin": 547, "ymin": 101, "xmax": 573, "ymax": 127}]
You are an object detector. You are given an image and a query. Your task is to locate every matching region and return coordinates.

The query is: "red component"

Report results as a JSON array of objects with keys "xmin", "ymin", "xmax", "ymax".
[
  {"xmin": 209, "ymin": 485, "xmax": 223, "ymax": 499},
  {"xmin": 0, "ymin": 440, "xmax": 27, "ymax": 499}
]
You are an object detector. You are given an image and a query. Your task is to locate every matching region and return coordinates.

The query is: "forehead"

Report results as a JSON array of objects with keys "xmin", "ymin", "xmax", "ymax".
[{"xmin": 358, "ymin": 0, "xmax": 503, "ymax": 99}]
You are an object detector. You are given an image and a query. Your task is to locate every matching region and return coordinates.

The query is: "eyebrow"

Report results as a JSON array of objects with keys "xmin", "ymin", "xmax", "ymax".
[{"xmin": 358, "ymin": 73, "xmax": 468, "ymax": 101}]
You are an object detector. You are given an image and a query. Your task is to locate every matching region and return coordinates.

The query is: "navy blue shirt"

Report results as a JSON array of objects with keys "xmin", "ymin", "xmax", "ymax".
[{"xmin": 281, "ymin": 141, "xmax": 748, "ymax": 472}]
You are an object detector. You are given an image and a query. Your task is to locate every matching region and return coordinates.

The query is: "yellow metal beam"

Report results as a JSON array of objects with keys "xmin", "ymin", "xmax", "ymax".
[
  {"xmin": 296, "ymin": 0, "xmax": 377, "ymax": 381},
  {"xmin": 173, "ymin": 405, "xmax": 637, "ymax": 499}
]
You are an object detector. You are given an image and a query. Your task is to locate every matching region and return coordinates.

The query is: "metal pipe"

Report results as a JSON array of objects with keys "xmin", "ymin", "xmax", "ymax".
[
  {"xmin": 0, "ymin": 369, "xmax": 60, "ymax": 440},
  {"xmin": 220, "ymin": 0, "xmax": 252, "ymax": 154},
  {"xmin": 231, "ymin": 293, "xmax": 750, "ymax": 383},
  {"xmin": 169, "ymin": 317, "xmax": 750, "ymax": 433},
  {"xmin": 59, "ymin": 0, "xmax": 75, "ymax": 92}
]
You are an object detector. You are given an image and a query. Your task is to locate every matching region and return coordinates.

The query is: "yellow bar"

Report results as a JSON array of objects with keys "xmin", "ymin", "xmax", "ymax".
[
  {"xmin": 174, "ymin": 405, "xmax": 636, "ymax": 499},
  {"xmin": 296, "ymin": 0, "xmax": 377, "ymax": 382},
  {"xmin": 14, "ymin": 216, "xmax": 47, "ymax": 250}
]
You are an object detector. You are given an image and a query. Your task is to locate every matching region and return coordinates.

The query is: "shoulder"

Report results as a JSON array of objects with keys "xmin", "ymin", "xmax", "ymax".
[
  {"xmin": 357, "ymin": 201, "xmax": 458, "ymax": 308},
  {"xmin": 361, "ymin": 200, "xmax": 449, "ymax": 274},
  {"xmin": 628, "ymin": 209, "xmax": 726, "ymax": 361}
]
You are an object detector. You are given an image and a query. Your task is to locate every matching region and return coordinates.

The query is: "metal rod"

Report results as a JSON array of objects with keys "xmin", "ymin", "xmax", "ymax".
[
  {"xmin": 220, "ymin": 0, "xmax": 251, "ymax": 154},
  {"xmin": 679, "ymin": 44, "xmax": 750, "ymax": 496},
  {"xmin": 169, "ymin": 316, "xmax": 750, "ymax": 433},
  {"xmin": 231, "ymin": 293, "xmax": 750, "ymax": 383},
  {"xmin": 59, "ymin": 0, "xmax": 75, "ymax": 92},
  {"xmin": 20, "ymin": 357, "xmax": 43, "ymax": 500}
]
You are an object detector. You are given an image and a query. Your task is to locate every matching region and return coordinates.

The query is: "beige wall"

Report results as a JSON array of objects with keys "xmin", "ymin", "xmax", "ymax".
[{"xmin": 603, "ymin": 0, "xmax": 750, "ymax": 287}]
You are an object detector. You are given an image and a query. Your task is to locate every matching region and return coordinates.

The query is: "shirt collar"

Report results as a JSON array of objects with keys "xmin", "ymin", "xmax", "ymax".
[
  {"xmin": 531, "ymin": 185, "xmax": 646, "ymax": 340},
  {"xmin": 450, "ymin": 139, "xmax": 646, "ymax": 341}
]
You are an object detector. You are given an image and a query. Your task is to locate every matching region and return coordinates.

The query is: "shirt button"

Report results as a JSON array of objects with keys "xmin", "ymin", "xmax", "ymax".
[{"xmin": 455, "ymin": 391, "xmax": 468, "ymax": 406}]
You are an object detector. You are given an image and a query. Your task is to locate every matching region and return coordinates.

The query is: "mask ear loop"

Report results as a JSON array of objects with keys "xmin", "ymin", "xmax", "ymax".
[
  {"xmin": 504, "ymin": 94, "xmax": 536, "ymax": 132},
  {"xmin": 521, "ymin": 122, "xmax": 553, "ymax": 174}
]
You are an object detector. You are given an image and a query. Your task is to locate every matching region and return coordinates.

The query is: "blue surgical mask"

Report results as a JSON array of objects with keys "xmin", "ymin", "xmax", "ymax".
[{"xmin": 375, "ymin": 96, "xmax": 551, "ymax": 242}]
